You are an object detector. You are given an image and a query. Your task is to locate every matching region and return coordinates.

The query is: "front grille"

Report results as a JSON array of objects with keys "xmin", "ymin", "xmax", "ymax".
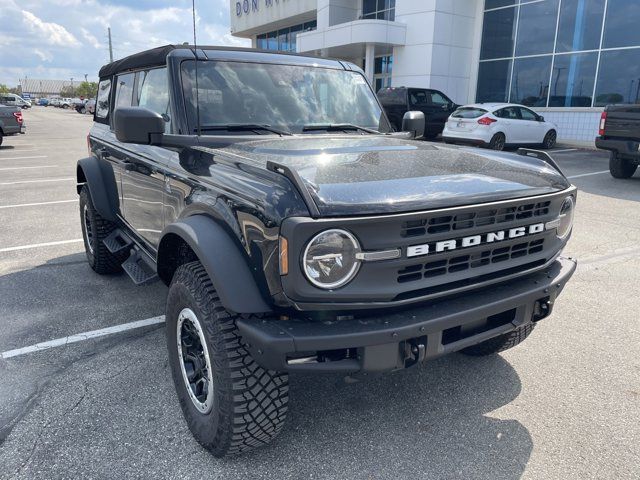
[
  {"xmin": 401, "ymin": 201, "xmax": 551, "ymax": 238},
  {"xmin": 398, "ymin": 239, "xmax": 545, "ymax": 283},
  {"xmin": 281, "ymin": 190, "xmax": 573, "ymax": 307}
]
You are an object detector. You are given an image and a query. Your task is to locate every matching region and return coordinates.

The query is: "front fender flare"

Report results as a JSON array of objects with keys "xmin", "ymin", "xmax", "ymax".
[{"xmin": 159, "ymin": 216, "xmax": 272, "ymax": 314}]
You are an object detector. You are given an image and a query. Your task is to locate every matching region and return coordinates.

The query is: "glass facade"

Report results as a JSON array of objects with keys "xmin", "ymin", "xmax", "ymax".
[
  {"xmin": 373, "ymin": 55, "xmax": 393, "ymax": 92},
  {"xmin": 478, "ymin": 0, "xmax": 640, "ymax": 107},
  {"xmin": 362, "ymin": 0, "xmax": 395, "ymax": 21},
  {"xmin": 256, "ymin": 21, "xmax": 317, "ymax": 52}
]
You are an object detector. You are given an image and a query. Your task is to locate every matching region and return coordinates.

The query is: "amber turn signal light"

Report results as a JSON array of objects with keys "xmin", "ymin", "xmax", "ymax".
[{"xmin": 279, "ymin": 236, "xmax": 289, "ymax": 275}]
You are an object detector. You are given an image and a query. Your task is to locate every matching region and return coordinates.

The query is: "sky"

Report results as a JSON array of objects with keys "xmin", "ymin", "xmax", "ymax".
[{"xmin": 0, "ymin": 0, "xmax": 250, "ymax": 87}]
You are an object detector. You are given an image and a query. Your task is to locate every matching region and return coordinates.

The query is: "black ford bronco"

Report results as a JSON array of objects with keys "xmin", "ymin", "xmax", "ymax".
[{"xmin": 77, "ymin": 45, "xmax": 577, "ymax": 456}]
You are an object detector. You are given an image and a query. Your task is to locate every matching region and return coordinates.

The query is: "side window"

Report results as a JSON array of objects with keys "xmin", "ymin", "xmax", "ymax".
[
  {"xmin": 114, "ymin": 73, "xmax": 135, "ymax": 110},
  {"xmin": 496, "ymin": 107, "xmax": 519, "ymax": 119},
  {"xmin": 137, "ymin": 68, "xmax": 171, "ymax": 132},
  {"xmin": 95, "ymin": 79, "xmax": 111, "ymax": 120},
  {"xmin": 409, "ymin": 90, "xmax": 428, "ymax": 106},
  {"xmin": 518, "ymin": 107, "xmax": 538, "ymax": 121},
  {"xmin": 429, "ymin": 91, "xmax": 450, "ymax": 105}
]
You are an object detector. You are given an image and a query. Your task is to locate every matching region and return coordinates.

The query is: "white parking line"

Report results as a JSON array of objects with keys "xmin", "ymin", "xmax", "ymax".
[
  {"xmin": 0, "ymin": 316, "xmax": 165, "ymax": 359},
  {"xmin": 0, "ymin": 239, "xmax": 83, "ymax": 253},
  {"xmin": 0, "ymin": 177, "xmax": 74, "ymax": 186},
  {"xmin": 0, "ymin": 165, "xmax": 58, "ymax": 171},
  {"xmin": 567, "ymin": 170, "xmax": 609, "ymax": 179},
  {"xmin": 551, "ymin": 148, "xmax": 577, "ymax": 153},
  {"xmin": 0, "ymin": 199, "xmax": 76, "ymax": 209},
  {"xmin": 0, "ymin": 155, "xmax": 47, "ymax": 160}
]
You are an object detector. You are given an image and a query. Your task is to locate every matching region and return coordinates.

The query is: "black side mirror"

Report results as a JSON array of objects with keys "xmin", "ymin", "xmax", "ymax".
[
  {"xmin": 114, "ymin": 107, "xmax": 165, "ymax": 144},
  {"xmin": 538, "ymin": 115, "xmax": 545, "ymax": 122},
  {"xmin": 402, "ymin": 111, "xmax": 425, "ymax": 139}
]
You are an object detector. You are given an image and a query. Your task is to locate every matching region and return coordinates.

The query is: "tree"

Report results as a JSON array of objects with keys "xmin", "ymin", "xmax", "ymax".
[
  {"xmin": 0, "ymin": 84, "xmax": 8, "ymax": 94},
  {"xmin": 60, "ymin": 81, "xmax": 98, "ymax": 99},
  {"xmin": 76, "ymin": 81, "xmax": 98, "ymax": 99}
]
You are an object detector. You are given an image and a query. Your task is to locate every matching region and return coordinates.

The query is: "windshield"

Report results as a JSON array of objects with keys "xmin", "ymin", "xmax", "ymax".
[{"xmin": 181, "ymin": 60, "xmax": 390, "ymax": 134}]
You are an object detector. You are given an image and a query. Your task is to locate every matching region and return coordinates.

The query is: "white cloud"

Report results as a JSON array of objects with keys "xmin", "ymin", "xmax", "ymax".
[
  {"xmin": 1, "ymin": 0, "xmax": 246, "ymax": 86},
  {"xmin": 33, "ymin": 49, "xmax": 53, "ymax": 62},
  {"xmin": 21, "ymin": 10, "xmax": 80, "ymax": 47},
  {"xmin": 80, "ymin": 27, "xmax": 101, "ymax": 49}
]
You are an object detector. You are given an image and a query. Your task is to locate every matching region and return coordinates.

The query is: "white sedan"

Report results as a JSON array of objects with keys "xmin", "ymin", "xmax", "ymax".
[{"xmin": 442, "ymin": 103, "xmax": 557, "ymax": 151}]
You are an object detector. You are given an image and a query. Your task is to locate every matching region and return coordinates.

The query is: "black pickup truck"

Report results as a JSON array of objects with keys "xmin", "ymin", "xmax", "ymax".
[
  {"xmin": 77, "ymin": 45, "xmax": 577, "ymax": 457},
  {"xmin": 595, "ymin": 105, "xmax": 640, "ymax": 178}
]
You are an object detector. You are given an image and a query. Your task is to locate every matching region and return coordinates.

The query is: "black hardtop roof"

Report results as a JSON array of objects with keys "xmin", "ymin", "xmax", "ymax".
[{"xmin": 98, "ymin": 44, "xmax": 347, "ymax": 78}]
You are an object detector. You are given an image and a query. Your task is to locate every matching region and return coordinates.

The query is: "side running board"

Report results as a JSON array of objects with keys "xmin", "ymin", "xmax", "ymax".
[
  {"xmin": 103, "ymin": 229, "xmax": 133, "ymax": 255},
  {"xmin": 121, "ymin": 249, "xmax": 158, "ymax": 286},
  {"xmin": 103, "ymin": 229, "xmax": 158, "ymax": 285}
]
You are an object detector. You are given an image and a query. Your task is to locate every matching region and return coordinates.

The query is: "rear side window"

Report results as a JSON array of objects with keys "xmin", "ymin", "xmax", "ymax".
[
  {"xmin": 377, "ymin": 88, "xmax": 406, "ymax": 106},
  {"xmin": 452, "ymin": 107, "xmax": 487, "ymax": 118},
  {"xmin": 95, "ymin": 79, "xmax": 111, "ymax": 120},
  {"xmin": 495, "ymin": 107, "xmax": 520, "ymax": 119},
  {"xmin": 137, "ymin": 68, "xmax": 171, "ymax": 132},
  {"xmin": 409, "ymin": 90, "xmax": 429, "ymax": 106}
]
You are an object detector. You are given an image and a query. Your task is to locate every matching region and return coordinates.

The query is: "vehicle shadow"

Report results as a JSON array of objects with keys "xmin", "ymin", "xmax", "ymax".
[{"xmin": 227, "ymin": 353, "xmax": 532, "ymax": 479}]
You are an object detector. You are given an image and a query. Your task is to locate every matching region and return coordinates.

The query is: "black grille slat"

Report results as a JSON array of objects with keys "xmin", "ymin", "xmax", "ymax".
[
  {"xmin": 397, "ymin": 239, "xmax": 546, "ymax": 284},
  {"xmin": 400, "ymin": 201, "xmax": 551, "ymax": 238}
]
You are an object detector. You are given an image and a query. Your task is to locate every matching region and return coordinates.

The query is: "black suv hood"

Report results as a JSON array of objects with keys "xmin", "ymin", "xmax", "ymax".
[{"xmin": 223, "ymin": 136, "xmax": 571, "ymax": 216}]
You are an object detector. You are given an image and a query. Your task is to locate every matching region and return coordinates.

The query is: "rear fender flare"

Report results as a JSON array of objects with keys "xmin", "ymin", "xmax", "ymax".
[
  {"xmin": 76, "ymin": 156, "xmax": 119, "ymax": 221},
  {"xmin": 158, "ymin": 215, "xmax": 272, "ymax": 314}
]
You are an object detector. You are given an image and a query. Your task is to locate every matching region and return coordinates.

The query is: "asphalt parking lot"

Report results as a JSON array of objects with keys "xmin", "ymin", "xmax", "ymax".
[{"xmin": 0, "ymin": 108, "xmax": 638, "ymax": 479}]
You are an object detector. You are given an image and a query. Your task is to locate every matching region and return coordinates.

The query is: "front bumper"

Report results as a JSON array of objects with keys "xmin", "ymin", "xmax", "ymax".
[{"xmin": 238, "ymin": 257, "xmax": 576, "ymax": 374}]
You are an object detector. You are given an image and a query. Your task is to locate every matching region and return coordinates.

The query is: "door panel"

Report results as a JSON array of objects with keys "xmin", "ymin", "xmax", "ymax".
[
  {"xmin": 121, "ymin": 152, "xmax": 165, "ymax": 249},
  {"xmin": 495, "ymin": 107, "xmax": 523, "ymax": 143},
  {"xmin": 518, "ymin": 107, "xmax": 547, "ymax": 143}
]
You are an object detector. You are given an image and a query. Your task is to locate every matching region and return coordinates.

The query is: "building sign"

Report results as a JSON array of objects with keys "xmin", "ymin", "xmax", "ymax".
[{"xmin": 236, "ymin": 0, "xmax": 287, "ymax": 17}]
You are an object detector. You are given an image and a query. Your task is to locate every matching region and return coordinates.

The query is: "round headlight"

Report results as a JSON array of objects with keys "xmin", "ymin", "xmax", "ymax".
[
  {"xmin": 557, "ymin": 196, "xmax": 575, "ymax": 239},
  {"xmin": 303, "ymin": 229, "xmax": 361, "ymax": 289}
]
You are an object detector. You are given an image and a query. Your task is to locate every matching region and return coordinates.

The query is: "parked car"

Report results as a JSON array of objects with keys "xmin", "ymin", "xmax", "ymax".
[
  {"xmin": 0, "ymin": 104, "xmax": 26, "ymax": 145},
  {"xmin": 38, "ymin": 98, "xmax": 49, "ymax": 106},
  {"xmin": 0, "ymin": 93, "xmax": 31, "ymax": 109},
  {"xmin": 595, "ymin": 104, "xmax": 640, "ymax": 178},
  {"xmin": 442, "ymin": 103, "xmax": 557, "ymax": 150},
  {"xmin": 378, "ymin": 86, "xmax": 458, "ymax": 138},
  {"xmin": 49, "ymin": 97, "xmax": 62, "ymax": 107},
  {"xmin": 78, "ymin": 44, "xmax": 577, "ymax": 457},
  {"xmin": 84, "ymin": 98, "xmax": 96, "ymax": 114},
  {"xmin": 60, "ymin": 97, "xmax": 80, "ymax": 109}
]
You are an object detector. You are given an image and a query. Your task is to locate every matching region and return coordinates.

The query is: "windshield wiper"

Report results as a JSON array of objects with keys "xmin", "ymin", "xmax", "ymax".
[
  {"xmin": 197, "ymin": 124, "xmax": 292, "ymax": 136},
  {"xmin": 301, "ymin": 123, "xmax": 380, "ymax": 134}
]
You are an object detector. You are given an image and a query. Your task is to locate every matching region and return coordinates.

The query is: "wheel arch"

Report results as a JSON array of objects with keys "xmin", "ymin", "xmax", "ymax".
[
  {"xmin": 157, "ymin": 215, "xmax": 272, "ymax": 314},
  {"xmin": 76, "ymin": 156, "xmax": 119, "ymax": 222}
]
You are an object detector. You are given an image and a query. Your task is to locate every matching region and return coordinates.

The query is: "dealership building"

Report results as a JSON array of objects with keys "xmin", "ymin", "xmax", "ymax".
[{"xmin": 230, "ymin": 0, "xmax": 640, "ymax": 143}]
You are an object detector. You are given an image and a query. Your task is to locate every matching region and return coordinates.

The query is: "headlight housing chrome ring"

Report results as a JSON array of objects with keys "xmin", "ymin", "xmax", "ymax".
[
  {"xmin": 302, "ymin": 229, "xmax": 361, "ymax": 289},
  {"xmin": 556, "ymin": 195, "xmax": 575, "ymax": 240}
]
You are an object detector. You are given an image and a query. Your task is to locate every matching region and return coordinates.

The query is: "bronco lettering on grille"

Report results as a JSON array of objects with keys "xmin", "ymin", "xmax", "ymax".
[{"xmin": 406, "ymin": 223, "xmax": 545, "ymax": 258}]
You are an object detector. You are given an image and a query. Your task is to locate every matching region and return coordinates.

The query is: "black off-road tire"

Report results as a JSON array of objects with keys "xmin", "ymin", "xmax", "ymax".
[
  {"xmin": 166, "ymin": 261, "xmax": 289, "ymax": 457},
  {"xmin": 460, "ymin": 324, "xmax": 535, "ymax": 356},
  {"xmin": 79, "ymin": 185, "xmax": 124, "ymax": 274},
  {"xmin": 0, "ymin": 131, "xmax": 3, "ymax": 146},
  {"xmin": 609, "ymin": 152, "xmax": 638, "ymax": 179},
  {"xmin": 489, "ymin": 132, "xmax": 506, "ymax": 151},
  {"xmin": 542, "ymin": 130, "xmax": 557, "ymax": 149}
]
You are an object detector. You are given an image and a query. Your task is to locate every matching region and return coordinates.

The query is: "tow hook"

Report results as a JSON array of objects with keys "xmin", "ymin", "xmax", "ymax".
[
  {"xmin": 403, "ymin": 337, "xmax": 427, "ymax": 368},
  {"xmin": 533, "ymin": 297, "xmax": 552, "ymax": 322}
]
